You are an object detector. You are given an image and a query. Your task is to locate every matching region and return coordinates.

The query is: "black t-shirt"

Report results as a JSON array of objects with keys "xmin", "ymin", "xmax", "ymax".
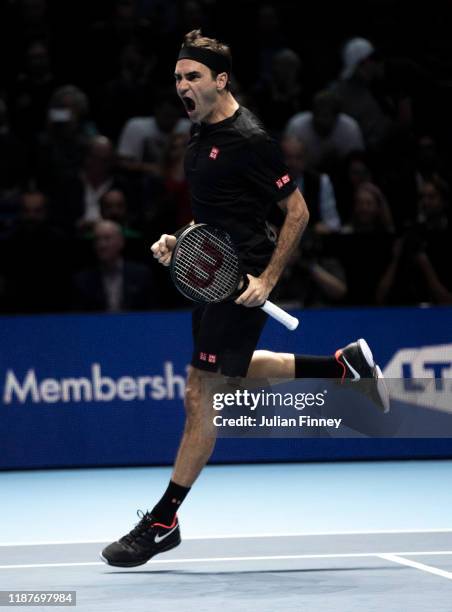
[{"xmin": 184, "ymin": 106, "xmax": 296, "ymax": 274}]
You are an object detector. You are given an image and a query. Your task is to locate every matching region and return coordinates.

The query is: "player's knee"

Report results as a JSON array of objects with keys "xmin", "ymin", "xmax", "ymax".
[{"xmin": 183, "ymin": 366, "xmax": 206, "ymax": 420}]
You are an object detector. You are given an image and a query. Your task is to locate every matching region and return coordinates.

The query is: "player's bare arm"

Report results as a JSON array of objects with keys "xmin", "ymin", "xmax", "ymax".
[{"xmin": 235, "ymin": 189, "xmax": 309, "ymax": 307}]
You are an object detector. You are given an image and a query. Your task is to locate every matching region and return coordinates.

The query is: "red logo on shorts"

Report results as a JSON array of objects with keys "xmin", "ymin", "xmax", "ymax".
[
  {"xmin": 208, "ymin": 354, "xmax": 217, "ymax": 364},
  {"xmin": 209, "ymin": 146, "xmax": 219, "ymax": 160},
  {"xmin": 200, "ymin": 352, "xmax": 207, "ymax": 361}
]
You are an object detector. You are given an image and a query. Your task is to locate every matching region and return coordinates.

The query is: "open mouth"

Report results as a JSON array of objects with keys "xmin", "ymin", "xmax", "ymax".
[{"xmin": 182, "ymin": 96, "xmax": 196, "ymax": 112}]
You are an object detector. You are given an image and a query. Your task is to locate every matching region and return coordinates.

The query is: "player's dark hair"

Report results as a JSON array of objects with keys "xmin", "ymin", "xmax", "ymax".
[{"xmin": 181, "ymin": 29, "xmax": 232, "ymax": 90}]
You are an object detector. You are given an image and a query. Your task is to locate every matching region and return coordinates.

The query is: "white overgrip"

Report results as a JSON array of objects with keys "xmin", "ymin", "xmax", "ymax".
[{"xmin": 260, "ymin": 300, "xmax": 299, "ymax": 330}]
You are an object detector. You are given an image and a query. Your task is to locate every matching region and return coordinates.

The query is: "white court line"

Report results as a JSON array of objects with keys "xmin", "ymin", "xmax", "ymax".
[
  {"xmin": 379, "ymin": 553, "xmax": 452, "ymax": 580},
  {"xmin": 2, "ymin": 527, "xmax": 452, "ymax": 547},
  {"xmin": 2, "ymin": 551, "xmax": 452, "ymax": 570}
]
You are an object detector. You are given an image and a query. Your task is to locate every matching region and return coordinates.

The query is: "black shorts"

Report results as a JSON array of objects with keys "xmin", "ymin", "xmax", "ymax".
[{"xmin": 191, "ymin": 301, "xmax": 268, "ymax": 377}]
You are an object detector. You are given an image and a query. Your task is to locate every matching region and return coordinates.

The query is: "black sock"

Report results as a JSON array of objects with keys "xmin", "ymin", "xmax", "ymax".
[
  {"xmin": 151, "ymin": 480, "xmax": 191, "ymax": 524},
  {"xmin": 294, "ymin": 355, "xmax": 342, "ymax": 378}
]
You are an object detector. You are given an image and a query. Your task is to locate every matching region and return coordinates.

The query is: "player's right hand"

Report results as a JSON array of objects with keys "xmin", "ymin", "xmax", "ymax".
[{"xmin": 151, "ymin": 234, "xmax": 177, "ymax": 266}]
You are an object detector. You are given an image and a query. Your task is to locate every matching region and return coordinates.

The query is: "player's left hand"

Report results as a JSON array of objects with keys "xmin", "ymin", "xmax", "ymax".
[{"xmin": 235, "ymin": 274, "xmax": 272, "ymax": 308}]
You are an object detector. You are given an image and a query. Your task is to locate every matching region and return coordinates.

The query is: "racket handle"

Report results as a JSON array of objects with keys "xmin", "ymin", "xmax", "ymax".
[{"xmin": 260, "ymin": 300, "xmax": 299, "ymax": 330}]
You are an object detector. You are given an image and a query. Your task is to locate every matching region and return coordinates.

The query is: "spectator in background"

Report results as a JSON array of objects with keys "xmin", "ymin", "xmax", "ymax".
[
  {"xmin": 253, "ymin": 48, "xmax": 306, "ymax": 135},
  {"xmin": 415, "ymin": 135, "xmax": 449, "ymax": 193},
  {"xmin": 252, "ymin": 3, "xmax": 289, "ymax": 83},
  {"xmin": 279, "ymin": 135, "xmax": 341, "ymax": 233},
  {"xmin": 275, "ymin": 231, "xmax": 347, "ymax": 308},
  {"xmin": 332, "ymin": 38, "xmax": 392, "ymax": 154},
  {"xmin": 73, "ymin": 220, "xmax": 154, "ymax": 312},
  {"xmin": 100, "ymin": 189, "xmax": 141, "ymax": 238},
  {"xmin": 342, "ymin": 182, "xmax": 394, "ymax": 234},
  {"xmin": 0, "ymin": 98, "xmax": 28, "ymax": 236},
  {"xmin": 417, "ymin": 177, "xmax": 450, "ymax": 231},
  {"xmin": 376, "ymin": 177, "xmax": 451, "ymax": 306},
  {"xmin": 334, "ymin": 182, "xmax": 394, "ymax": 305},
  {"xmin": 75, "ymin": 135, "xmax": 117, "ymax": 231},
  {"xmin": 49, "ymin": 134, "xmax": 128, "ymax": 234},
  {"xmin": 94, "ymin": 42, "xmax": 156, "ymax": 142},
  {"xmin": 376, "ymin": 229, "xmax": 452, "ymax": 306},
  {"xmin": 83, "ymin": 0, "xmax": 157, "ymax": 87},
  {"xmin": 2, "ymin": 190, "xmax": 71, "ymax": 313},
  {"xmin": 117, "ymin": 95, "xmax": 190, "ymax": 176},
  {"xmin": 285, "ymin": 90, "xmax": 365, "ymax": 175},
  {"xmin": 2, "ymin": 0, "xmax": 52, "ymax": 85},
  {"xmin": 334, "ymin": 150, "xmax": 374, "ymax": 223},
  {"xmin": 160, "ymin": 131, "xmax": 191, "ymax": 228},
  {"xmin": 34, "ymin": 84, "xmax": 96, "ymax": 195},
  {"xmin": 8, "ymin": 40, "xmax": 57, "ymax": 143}
]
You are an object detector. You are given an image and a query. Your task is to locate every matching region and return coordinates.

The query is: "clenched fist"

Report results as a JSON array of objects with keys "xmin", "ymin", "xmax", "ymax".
[{"xmin": 150, "ymin": 234, "xmax": 177, "ymax": 266}]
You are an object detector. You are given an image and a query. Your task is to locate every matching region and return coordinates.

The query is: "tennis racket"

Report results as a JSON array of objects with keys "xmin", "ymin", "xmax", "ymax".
[{"xmin": 170, "ymin": 224, "xmax": 299, "ymax": 330}]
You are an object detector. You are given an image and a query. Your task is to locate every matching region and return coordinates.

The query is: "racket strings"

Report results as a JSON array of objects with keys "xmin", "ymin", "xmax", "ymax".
[{"xmin": 173, "ymin": 228, "xmax": 240, "ymax": 302}]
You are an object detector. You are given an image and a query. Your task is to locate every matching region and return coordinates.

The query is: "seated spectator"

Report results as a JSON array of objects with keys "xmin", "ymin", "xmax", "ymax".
[
  {"xmin": 332, "ymin": 38, "xmax": 392, "ymax": 154},
  {"xmin": 334, "ymin": 150, "xmax": 374, "ymax": 222},
  {"xmin": 326, "ymin": 182, "xmax": 394, "ymax": 305},
  {"xmin": 73, "ymin": 220, "xmax": 154, "ymax": 312},
  {"xmin": 417, "ymin": 177, "xmax": 450, "ymax": 231},
  {"xmin": 0, "ymin": 98, "xmax": 28, "ymax": 236},
  {"xmin": 49, "ymin": 134, "xmax": 130, "ymax": 234},
  {"xmin": 76, "ymin": 135, "xmax": 118, "ymax": 230},
  {"xmin": 342, "ymin": 182, "xmax": 394, "ymax": 233},
  {"xmin": 2, "ymin": 190, "xmax": 71, "ymax": 313},
  {"xmin": 117, "ymin": 95, "xmax": 190, "ymax": 176},
  {"xmin": 376, "ymin": 225, "xmax": 452, "ymax": 306},
  {"xmin": 100, "ymin": 189, "xmax": 141, "ymax": 237},
  {"xmin": 253, "ymin": 48, "xmax": 306, "ymax": 135},
  {"xmin": 8, "ymin": 40, "xmax": 58, "ymax": 143},
  {"xmin": 99, "ymin": 188, "xmax": 145, "ymax": 262},
  {"xmin": 285, "ymin": 90, "xmax": 365, "ymax": 174},
  {"xmin": 278, "ymin": 136, "xmax": 341, "ymax": 233},
  {"xmin": 93, "ymin": 42, "xmax": 156, "ymax": 142},
  {"xmin": 415, "ymin": 135, "xmax": 448, "ymax": 189},
  {"xmin": 160, "ymin": 131, "xmax": 191, "ymax": 228},
  {"xmin": 34, "ymin": 84, "xmax": 96, "ymax": 195},
  {"xmin": 275, "ymin": 231, "xmax": 347, "ymax": 308}
]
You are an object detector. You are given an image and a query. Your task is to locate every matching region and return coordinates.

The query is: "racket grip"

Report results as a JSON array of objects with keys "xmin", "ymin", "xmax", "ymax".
[{"xmin": 260, "ymin": 300, "xmax": 299, "ymax": 331}]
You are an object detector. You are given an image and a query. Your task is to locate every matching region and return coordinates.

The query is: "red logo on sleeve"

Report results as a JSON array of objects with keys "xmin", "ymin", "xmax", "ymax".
[
  {"xmin": 208, "ymin": 354, "xmax": 217, "ymax": 364},
  {"xmin": 209, "ymin": 146, "xmax": 220, "ymax": 160},
  {"xmin": 199, "ymin": 352, "xmax": 207, "ymax": 361},
  {"xmin": 276, "ymin": 173, "xmax": 291, "ymax": 188}
]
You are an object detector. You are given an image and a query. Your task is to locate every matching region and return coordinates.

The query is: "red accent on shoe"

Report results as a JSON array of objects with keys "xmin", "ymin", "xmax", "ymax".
[
  {"xmin": 335, "ymin": 349, "xmax": 347, "ymax": 383},
  {"xmin": 151, "ymin": 516, "xmax": 178, "ymax": 529}
]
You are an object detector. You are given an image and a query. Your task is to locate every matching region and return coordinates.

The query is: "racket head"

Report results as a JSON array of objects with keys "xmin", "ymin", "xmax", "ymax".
[{"xmin": 170, "ymin": 224, "xmax": 242, "ymax": 303}]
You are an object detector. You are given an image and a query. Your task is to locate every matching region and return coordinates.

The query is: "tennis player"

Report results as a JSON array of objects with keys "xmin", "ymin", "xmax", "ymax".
[{"xmin": 101, "ymin": 30, "xmax": 389, "ymax": 568}]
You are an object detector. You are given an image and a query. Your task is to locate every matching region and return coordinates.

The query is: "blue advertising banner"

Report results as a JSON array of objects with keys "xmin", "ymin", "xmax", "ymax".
[{"xmin": 1, "ymin": 306, "xmax": 452, "ymax": 469}]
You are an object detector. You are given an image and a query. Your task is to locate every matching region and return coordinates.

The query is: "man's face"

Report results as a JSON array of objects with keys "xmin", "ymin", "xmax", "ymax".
[
  {"xmin": 101, "ymin": 192, "xmax": 127, "ymax": 224},
  {"xmin": 281, "ymin": 138, "xmax": 305, "ymax": 176},
  {"xmin": 21, "ymin": 193, "xmax": 47, "ymax": 226},
  {"xmin": 313, "ymin": 104, "xmax": 336, "ymax": 137},
  {"xmin": 94, "ymin": 223, "xmax": 124, "ymax": 264},
  {"xmin": 419, "ymin": 183, "xmax": 444, "ymax": 217},
  {"xmin": 175, "ymin": 59, "xmax": 220, "ymax": 123}
]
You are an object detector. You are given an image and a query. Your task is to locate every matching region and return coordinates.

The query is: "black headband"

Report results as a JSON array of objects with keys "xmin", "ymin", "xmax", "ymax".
[{"xmin": 177, "ymin": 46, "xmax": 231, "ymax": 76}]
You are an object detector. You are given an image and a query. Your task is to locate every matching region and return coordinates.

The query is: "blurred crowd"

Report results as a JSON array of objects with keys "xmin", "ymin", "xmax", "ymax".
[{"xmin": 0, "ymin": 0, "xmax": 451, "ymax": 314}]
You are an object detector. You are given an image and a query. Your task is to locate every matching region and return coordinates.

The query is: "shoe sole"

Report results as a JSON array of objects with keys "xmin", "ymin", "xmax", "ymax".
[
  {"xmin": 358, "ymin": 338, "xmax": 390, "ymax": 414},
  {"xmin": 99, "ymin": 537, "xmax": 181, "ymax": 568}
]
